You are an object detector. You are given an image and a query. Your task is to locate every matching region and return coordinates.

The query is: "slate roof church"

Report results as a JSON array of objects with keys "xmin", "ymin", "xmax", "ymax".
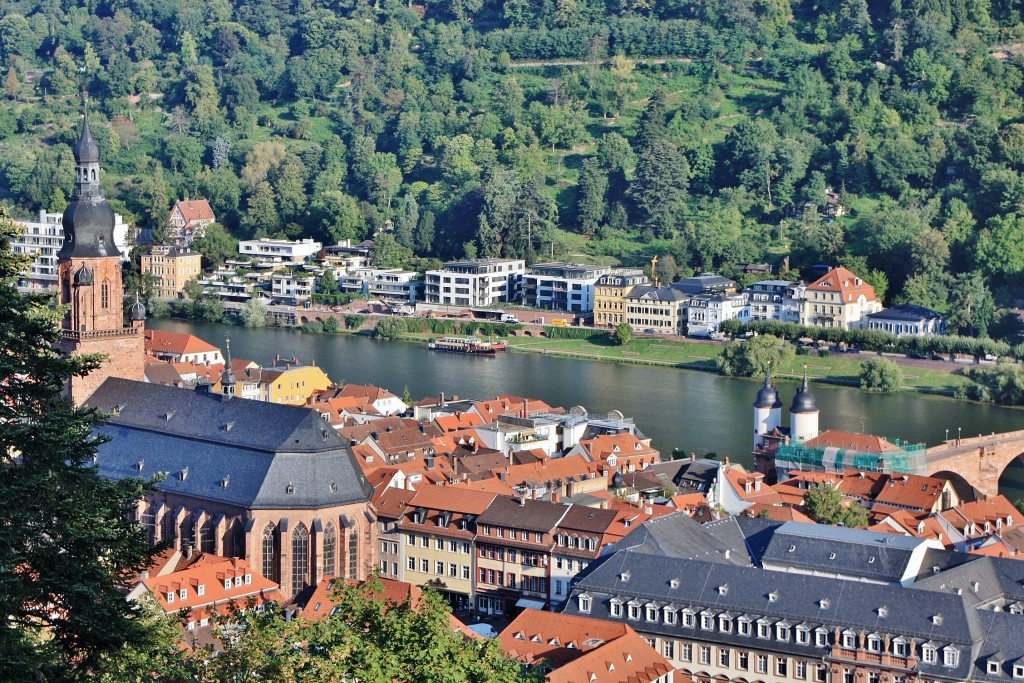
[{"xmin": 56, "ymin": 99, "xmax": 376, "ymax": 596}]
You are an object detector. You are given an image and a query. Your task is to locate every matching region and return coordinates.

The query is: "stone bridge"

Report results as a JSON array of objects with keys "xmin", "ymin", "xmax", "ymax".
[{"xmin": 926, "ymin": 429, "xmax": 1024, "ymax": 499}]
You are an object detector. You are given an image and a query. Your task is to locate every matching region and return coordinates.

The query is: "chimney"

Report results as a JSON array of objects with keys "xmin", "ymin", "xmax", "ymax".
[
  {"xmin": 691, "ymin": 453, "xmax": 696, "ymax": 462},
  {"xmin": 425, "ymin": 457, "xmax": 435, "ymax": 470},
  {"xmin": 185, "ymin": 544, "xmax": 194, "ymax": 560},
  {"xmin": 439, "ymin": 392, "xmax": 445, "ymax": 405},
  {"xmin": 552, "ymin": 491, "xmax": 561, "ymax": 503},
  {"xmin": 724, "ymin": 456, "xmax": 730, "ymax": 465}
]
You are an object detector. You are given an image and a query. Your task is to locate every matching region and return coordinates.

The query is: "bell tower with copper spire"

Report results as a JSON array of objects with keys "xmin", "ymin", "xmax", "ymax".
[{"xmin": 58, "ymin": 95, "xmax": 145, "ymax": 405}]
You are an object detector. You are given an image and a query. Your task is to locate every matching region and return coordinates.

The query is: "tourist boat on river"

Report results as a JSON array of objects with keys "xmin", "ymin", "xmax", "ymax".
[{"xmin": 428, "ymin": 336, "xmax": 507, "ymax": 354}]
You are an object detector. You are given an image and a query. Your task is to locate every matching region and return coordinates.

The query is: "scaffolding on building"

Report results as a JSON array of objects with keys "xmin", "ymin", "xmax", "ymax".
[{"xmin": 775, "ymin": 438, "xmax": 927, "ymax": 476}]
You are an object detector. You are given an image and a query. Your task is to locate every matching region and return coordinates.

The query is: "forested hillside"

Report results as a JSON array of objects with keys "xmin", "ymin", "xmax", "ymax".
[{"xmin": 2, "ymin": 0, "xmax": 1024, "ymax": 334}]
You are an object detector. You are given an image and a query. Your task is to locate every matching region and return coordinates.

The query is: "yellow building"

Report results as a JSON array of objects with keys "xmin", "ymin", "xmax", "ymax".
[
  {"xmin": 141, "ymin": 246, "xmax": 202, "ymax": 300},
  {"xmin": 397, "ymin": 486, "xmax": 497, "ymax": 612},
  {"xmin": 259, "ymin": 362, "xmax": 332, "ymax": 405},
  {"xmin": 594, "ymin": 269, "xmax": 649, "ymax": 328}
]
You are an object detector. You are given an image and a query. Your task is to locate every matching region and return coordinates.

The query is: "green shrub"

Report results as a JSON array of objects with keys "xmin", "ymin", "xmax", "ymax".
[
  {"xmin": 374, "ymin": 317, "xmax": 408, "ymax": 339},
  {"xmin": 859, "ymin": 357, "xmax": 903, "ymax": 392}
]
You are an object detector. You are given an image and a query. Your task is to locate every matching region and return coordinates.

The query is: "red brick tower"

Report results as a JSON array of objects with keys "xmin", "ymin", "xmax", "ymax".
[{"xmin": 57, "ymin": 96, "xmax": 145, "ymax": 405}]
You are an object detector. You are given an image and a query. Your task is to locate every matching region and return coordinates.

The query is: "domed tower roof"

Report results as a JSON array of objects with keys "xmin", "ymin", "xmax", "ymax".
[
  {"xmin": 791, "ymin": 373, "xmax": 819, "ymax": 413},
  {"xmin": 58, "ymin": 94, "xmax": 121, "ymax": 261},
  {"xmin": 221, "ymin": 337, "xmax": 237, "ymax": 400},
  {"xmin": 753, "ymin": 371, "xmax": 779, "ymax": 409},
  {"xmin": 130, "ymin": 293, "xmax": 147, "ymax": 321},
  {"xmin": 611, "ymin": 472, "xmax": 625, "ymax": 489},
  {"xmin": 72, "ymin": 99, "xmax": 100, "ymax": 165},
  {"xmin": 73, "ymin": 264, "xmax": 94, "ymax": 286}
]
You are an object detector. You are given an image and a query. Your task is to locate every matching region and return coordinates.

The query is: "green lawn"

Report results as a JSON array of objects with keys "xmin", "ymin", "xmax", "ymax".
[{"xmin": 500, "ymin": 335, "xmax": 969, "ymax": 395}]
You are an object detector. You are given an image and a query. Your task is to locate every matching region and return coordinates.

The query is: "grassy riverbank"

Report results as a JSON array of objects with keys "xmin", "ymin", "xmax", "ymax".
[{"xmin": 500, "ymin": 335, "xmax": 969, "ymax": 395}]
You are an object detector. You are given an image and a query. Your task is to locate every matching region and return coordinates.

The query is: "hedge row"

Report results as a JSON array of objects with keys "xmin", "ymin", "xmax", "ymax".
[{"xmin": 718, "ymin": 319, "xmax": 1017, "ymax": 359}]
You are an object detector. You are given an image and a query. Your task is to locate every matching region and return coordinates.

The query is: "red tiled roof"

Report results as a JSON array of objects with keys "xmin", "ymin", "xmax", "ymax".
[
  {"xmin": 434, "ymin": 412, "xmax": 485, "ymax": 432},
  {"xmin": 579, "ymin": 433, "xmax": 660, "ymax": 462},
  {"xmin": 407, "ymin": 485, "xmax": 498, "ymax": 515},
  {"xmin": 141, "ymin": 554, "xmax": 280, "ymax": 618},
  {"xmin": 172, "ymin": 199, "xmax": 215, "ymax": 224},
  {"xmin": 144, "ymin": 329, "xmax": 219, "ymax": 357},
  {"xmin": 806, "ymin": 266, "xmax": 878, "ymax": 302},
  {"xmin": 873, "ymin": 473, "xmax": 949, "ymax": 510},
  {"xmin": 498, "ymin": 610, "xmax": 673, "ymax": 683},
  {"xmin": 803, "ymin": 430, "xmax": 903, "ymax": 455}
]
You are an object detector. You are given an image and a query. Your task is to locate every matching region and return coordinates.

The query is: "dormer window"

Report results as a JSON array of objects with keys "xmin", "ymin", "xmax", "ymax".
[
  {"xmin": 815, "ymin": 629, "xmax": 829, "ymax": 647},
  {"xmin": 166, "ymin": 592, "xmax": 175, "ymax": 604},
  {"xmin": 646, "ymin": 604, "xmax": 658, "ymax": 621},
  {"xmin": 776, "ymin": 623, "xmax": 790, "ymax": 641},
  {"xmin": 1013, "ymin": 664, "xmax": 1024, "ymax": 678},
  {"xmin": 796, "ymin": 626, "xmax": 809, "ymax": 644},
  {"xmin": 867, "ymin": 635, "xmax": 881, "ymax": 653},
  {"xmin": 179, "ymin": 588, "xmax": 187, "ymax": 600},
  {"xmin": 627, "ymin": 601, "xmax": 640, "ymax": 620},
  {"xmin": 197, "ymin": 585, "xmax": 205, "ymax": 596},
  {"xmin": 578, "ymin": 594, "xmax": 591, "ymax": 613},
  {"xmin": 682, "ymin": 609, "xmax": 695, "ymax": 628},
  {"xmin": 719, "ymin": 615, "xmax": 732, "ymax": 632},
  {"xmin": 757, "ymin": 620, "xmax": 771, "ymax": 638},
  {"xmin": 738, "ymin": 617, "xmax": 751, "ymax": 636},
  {"xmin": 943, "ymin": 647, "xmax": 959, "ymax": 668},
  {"xmin": 701, "ymin": 612, "xmax": 714, "ymax": 630},
  {"xmin": 663, "ymin": 607, "xmax": 677, "ymax": 624},
  {"xmin": 893, "ymin": 639, "xmax": 908, "ymax": 657},
  {"xmin": 989, "ymin": 661, "xmax": 1002, "ymax": 675},
  {"xmin": 922, "ymin": 645, "xmax": 937, "ymax": 664},
  {"xmin": 223, "ymin": 579, "xmax": 232, "ymax": 590},
  {"xmin": 841, "ymin": 631, "xmax": 856, "ymax": 649},
  {"xmin": 610, "ymin": 599, "xmax": 622, "ymax": 618}
]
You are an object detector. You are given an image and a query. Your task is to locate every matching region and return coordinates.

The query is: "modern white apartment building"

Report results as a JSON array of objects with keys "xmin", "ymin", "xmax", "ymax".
[
  {"xmin": 11, "ymin": 209, "xmax": 132, "ymax": 290},
  {"xmin": 271, "ymin": 273, "xmax": 316, "ymax": 303},
  {"xmin": 424, "ymin": 258, "xmax": 525, "ymax": 307},
  {"xmin": 522, "ymin": 262, "xmax": 612, "ymax": 313},
  {"xmin": 238, "ymin": 238, "xmax": 322, "ymax": 264},
  {"xmin": 339, "ymin": 267, "xmax": 422, "ymax": 303}
]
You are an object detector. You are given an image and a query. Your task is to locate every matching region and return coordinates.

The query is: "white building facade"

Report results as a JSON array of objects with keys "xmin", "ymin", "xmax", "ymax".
[
  {"xmin": 424, "ymin": 258, "xmax": 525, "ymax": 307},
  {"xmin": 523, "ymin": 262, "xmax": 611, "ymax": 313},
  {"xmin": 687, "ymin": 292, "xmax": 750, "ymax": 337},
  {"xmin": 239, "ymin": 238, "xmax": 322, "ymax": 264}
]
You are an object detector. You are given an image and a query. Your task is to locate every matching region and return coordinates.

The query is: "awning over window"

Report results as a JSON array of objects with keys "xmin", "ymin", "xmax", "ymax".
[{"xmin": 515, "ymin": 598, "xmax": 546, "ymax": 610}]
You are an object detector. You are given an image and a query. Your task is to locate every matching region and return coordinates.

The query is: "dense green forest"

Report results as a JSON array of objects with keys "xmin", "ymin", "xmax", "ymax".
[{"xmin": 3, "ymin": 0, "xmax": 1024, "ymax": 336}]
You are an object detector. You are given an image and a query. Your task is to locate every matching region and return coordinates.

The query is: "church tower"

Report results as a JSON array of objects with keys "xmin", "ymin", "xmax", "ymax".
[{"xmin": 58, "ymin": 96, "xmax": 145, "ymax": 405}]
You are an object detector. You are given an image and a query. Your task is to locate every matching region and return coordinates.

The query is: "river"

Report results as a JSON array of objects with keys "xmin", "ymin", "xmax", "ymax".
[{"xmin": 150, "ymin": 319, "xmax": 1024, "ymax": 498}]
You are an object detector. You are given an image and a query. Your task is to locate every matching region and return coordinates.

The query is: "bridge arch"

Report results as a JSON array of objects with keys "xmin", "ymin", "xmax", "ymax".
[{"xmin": 926, "ymin": 431, "xmax": 1024, "ymax": 499}]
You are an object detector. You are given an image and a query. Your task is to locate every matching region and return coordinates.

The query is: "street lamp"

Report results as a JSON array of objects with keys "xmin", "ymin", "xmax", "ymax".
[
  {"xmin": 958, "ymin": 427, "xmax": 962, "ymax": 443},
  {"xmin": 945, "ymin": 428, "xmax": 949, "ymax": 442}
]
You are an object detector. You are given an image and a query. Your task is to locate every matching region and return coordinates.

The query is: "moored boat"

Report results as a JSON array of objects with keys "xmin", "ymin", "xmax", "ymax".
[{"xmin": 428, "ymin": 336, "xmax": 507, "ymax": 354}]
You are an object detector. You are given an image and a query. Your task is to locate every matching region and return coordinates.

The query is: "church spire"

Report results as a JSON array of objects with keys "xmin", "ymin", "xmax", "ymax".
[
  {"xmin": 221, "ymin": 337, "xmax": 237, "ymax": 400},
  {"xmin": 59, "ymin": 93, "xmax": 119, "ymax": 260}
]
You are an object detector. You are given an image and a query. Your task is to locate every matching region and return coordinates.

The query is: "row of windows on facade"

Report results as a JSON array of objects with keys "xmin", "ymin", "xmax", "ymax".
[
  {"xmin": 672, "ymin": 642, "xmax": 837, "ymax": 682},
  {"xmin": 576, "ymin": 595, "xmax": 961, "ymax": 668},
  {"xmin": 164, "ymin": 573, "xmax": 252, "ymax": 604},
  {"xmin": 259, "ymin": 522, "xmax": 358, "ymax": 595}
]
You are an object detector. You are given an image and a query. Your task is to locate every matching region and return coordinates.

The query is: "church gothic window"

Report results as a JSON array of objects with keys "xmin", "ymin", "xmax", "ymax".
[
  {"xmin": 262, "ymin": 523, "xmax": 279, "ymax": 584},
  {"xmin": 178, "ymin": 514, "xmax": 193, "ymax": 552},
  {"xmin": 101, "ymin": 280, "xmax": 110, "ymax": 309},
  {"xmin": 323, "ymin": 523, "xmax": 336, "ymax": 579},
  {"xmin": 348, "ymin": 528, "xmax": 358, "ymax": 579},
  {"xmin": 292, "ymin": 524, "xmax": 310, "ymax": 595}
]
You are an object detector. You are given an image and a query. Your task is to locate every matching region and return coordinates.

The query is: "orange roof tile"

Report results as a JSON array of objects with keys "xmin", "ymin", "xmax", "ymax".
[
  {"xmin": 579, "ymin": 433, "xmax": 660, "ymax": 462},
  {"xmin": 172, "ymin": 199, "xmax": 215, "ymax": 224},
  {"xmin": 498, "ymin": 610, "xmax": 673, "ymax": 683},
  {"xmin": 144, "ymin": 329, "xmax": 219, "ymax": 357},
  {"xmin": 873, "ymin": 473, "xmax": 949, "ymax": 510},
  {"xmin": 806, "ymin": 266, "xmax": 878, "ymax": 302},
  {"xmin": 141, "ymin": 554, "xmax": 280, "ymax": 617},
  {"xmin": 407, "ymin": 485, "xmax": 498, "ymax": 515},
  {"xmin": 434, "ymin": 412, "xmax": 485, "ymax": 432},
  {"xmin": 803, "ymin": 430, "xmax": 903, "ymax": 456}
]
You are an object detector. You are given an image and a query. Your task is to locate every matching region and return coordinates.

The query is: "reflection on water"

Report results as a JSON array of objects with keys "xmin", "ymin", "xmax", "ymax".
[{"xmin": 150, "ymin": 319, "xmax": 1024, "ymax": 491}]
